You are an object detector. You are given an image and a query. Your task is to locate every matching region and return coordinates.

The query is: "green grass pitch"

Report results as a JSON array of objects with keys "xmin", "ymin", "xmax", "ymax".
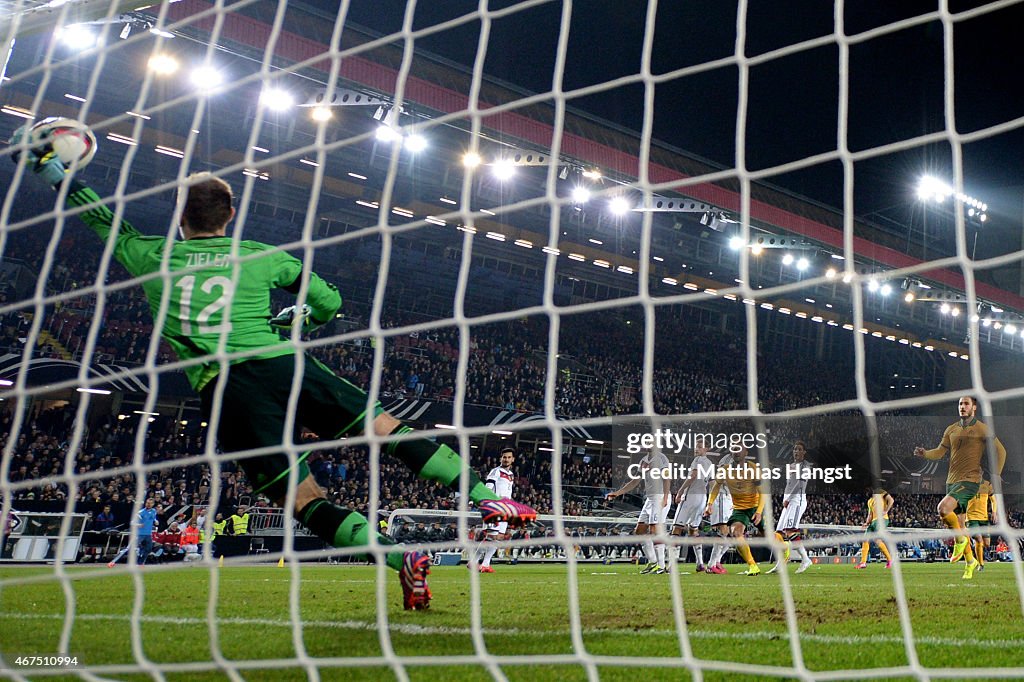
[{"xmin": 1, "ymin": 561, "xmax": 1022, "ymax": 681}]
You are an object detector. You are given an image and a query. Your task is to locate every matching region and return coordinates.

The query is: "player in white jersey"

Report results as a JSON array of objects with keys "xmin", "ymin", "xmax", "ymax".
[
  {"xmin": 607, "ymin": 448, "xmax": 672, "ymax": 574},
  {"xmin": 768, "ymin": 441, "xmax": 814, "ymax": 574},
  {"xmin": 671, "ymin": 439, "xmax": 715, "ymax": 572},
  {"xmin": 476, "ymin": 448, "xmax": 517, "ymax": 573}
]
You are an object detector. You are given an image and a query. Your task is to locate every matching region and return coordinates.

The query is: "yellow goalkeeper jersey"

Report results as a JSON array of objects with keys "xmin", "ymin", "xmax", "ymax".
[{"xmin": 966, "ymin": 480, "xmax": 996, "ymax": 522}]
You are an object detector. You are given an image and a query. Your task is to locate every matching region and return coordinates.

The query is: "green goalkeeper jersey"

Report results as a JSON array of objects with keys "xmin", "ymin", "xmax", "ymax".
[{"xmin": 66, "ymin": 183, "xmax": 342, "ymax": 391}]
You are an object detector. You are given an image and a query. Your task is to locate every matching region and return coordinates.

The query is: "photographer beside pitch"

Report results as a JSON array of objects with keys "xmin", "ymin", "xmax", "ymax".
[{"xmin": 9, "ymin": 124, "xmax": 536, "ymax": 609}]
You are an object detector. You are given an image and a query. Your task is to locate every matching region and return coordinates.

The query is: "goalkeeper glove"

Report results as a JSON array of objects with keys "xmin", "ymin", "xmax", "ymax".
[
  {"xmin": 8, "ymin": 125, "xmax": 69, "ymax": 188},
  {"xmin": 270, "ymin": 304, "xmax": 326, "ymax": 333}
]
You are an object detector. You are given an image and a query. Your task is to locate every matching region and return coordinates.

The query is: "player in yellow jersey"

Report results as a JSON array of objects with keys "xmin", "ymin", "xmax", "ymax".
[
  {"xmin": 914, "ymin": 396, "xmax": 1006, "ymax": 580},
  {"xmin": 963, "ymin": 479, "xmax": 998, "ymax": 571},
  {"xmin": 704, "ymin": 445, "xmax": 766, "ymax": 576},
  {"xmin": 856, "ymin": 489, "xmax": 893, "ymax": 569}
]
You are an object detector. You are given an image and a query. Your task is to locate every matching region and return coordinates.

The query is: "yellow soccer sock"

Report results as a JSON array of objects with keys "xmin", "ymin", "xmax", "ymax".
[
  {"xmin": 877, "ymin": 540, "xmax": 892, "ymax": 562},
  {"xmin": 974, "ymin": 539, "xmax": 985, "ymax": 565},
  {"xmin": 774, "ymin": 532, "xmax": 784, "ymax": 543},
  {"xmin": 859, "ymin": 542, "xmax": 870, "ymax": 564},
  {"xmin": 737, "ymin": 541, "xmax": 756, "ymax": 566},
  {"xmin": 942, "ymin": 512, "xmax": 975, "ymax": 563}
]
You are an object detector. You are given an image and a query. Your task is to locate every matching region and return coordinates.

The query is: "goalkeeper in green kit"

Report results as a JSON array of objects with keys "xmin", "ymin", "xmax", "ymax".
[{"xmin": 9, "ymin": 125, "xmax": 536, "ymax": 610}]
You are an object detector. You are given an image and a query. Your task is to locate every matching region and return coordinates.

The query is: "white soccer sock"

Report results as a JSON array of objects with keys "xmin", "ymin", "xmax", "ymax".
[
  {"xmin": 797, "ymin": 545, "xmax": 810, "ymax": 562},
  {"xmin": 481, "ymin": 545, "xmax": 497, "ymax": 567},
  {"xmin": 694, "ymin": 543, "xmax": 704, "ymax": 566},
  {"xmin": 709, "ymin": 543, "xmax": 725, "ymax": 567},
  {"xmin": 643, "ymin": 539, "xmax": 657, "ymax": 565},
  {"xmin": 655, "ymin": 544, "xmax": 666, "ymax": 569}
]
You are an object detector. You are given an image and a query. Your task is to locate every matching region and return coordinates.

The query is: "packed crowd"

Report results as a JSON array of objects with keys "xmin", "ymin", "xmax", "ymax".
[
  {"xmin": 1, "ymin": 222, "xmax": 861, "ymax": 423},
  {"xmin": 1, "ymin": 404, "xmax": 613, "ymax": 520}
]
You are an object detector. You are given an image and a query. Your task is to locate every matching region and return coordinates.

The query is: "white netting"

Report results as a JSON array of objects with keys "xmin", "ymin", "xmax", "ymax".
[{"xmin": 2, "ymin": 1, "xmax": 1024, "ymax": 680}]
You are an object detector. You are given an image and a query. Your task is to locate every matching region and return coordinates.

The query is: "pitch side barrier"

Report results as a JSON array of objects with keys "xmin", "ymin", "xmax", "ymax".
[{"xmin": 385, "ymin": 509, "xmax": 978, "ymax": 564}]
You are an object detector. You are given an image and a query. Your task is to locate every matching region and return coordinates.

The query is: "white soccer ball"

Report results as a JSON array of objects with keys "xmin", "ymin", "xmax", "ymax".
[{"xmin": 30, "ymin": 117, "xmax": 97, "ymax": 168}]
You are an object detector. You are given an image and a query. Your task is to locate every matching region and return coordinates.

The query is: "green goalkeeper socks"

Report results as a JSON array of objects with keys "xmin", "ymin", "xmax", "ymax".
[
  {"xmin": 300, "ymin": 500, "xmax": 402, "ymax": 571},
  {"xmin": 388, "ymin": 428, "xmax": 499, "ymax": 504}
]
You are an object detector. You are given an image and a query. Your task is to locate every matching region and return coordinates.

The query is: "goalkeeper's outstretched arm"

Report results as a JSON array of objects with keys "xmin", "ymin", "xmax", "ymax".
[{"xmin": 7, "ymin": 125, "xmax": 152, "ymax": 273}]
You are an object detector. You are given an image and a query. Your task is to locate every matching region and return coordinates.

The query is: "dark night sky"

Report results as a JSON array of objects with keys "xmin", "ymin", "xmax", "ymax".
[{"xmin": 334, "ymin": 0, "xmax": 1024, "ymax": 237}]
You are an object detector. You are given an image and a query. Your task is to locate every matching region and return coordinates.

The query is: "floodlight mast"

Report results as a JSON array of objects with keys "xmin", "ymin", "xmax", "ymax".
[{"xmin": 916, "ymin": 175, "xmax": 988, "ymax": 259}]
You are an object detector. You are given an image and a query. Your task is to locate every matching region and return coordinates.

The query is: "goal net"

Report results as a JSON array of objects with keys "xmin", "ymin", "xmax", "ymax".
[{"xmin": 2, "ymin": 0, "xmax": 1024, "ymax": 679}]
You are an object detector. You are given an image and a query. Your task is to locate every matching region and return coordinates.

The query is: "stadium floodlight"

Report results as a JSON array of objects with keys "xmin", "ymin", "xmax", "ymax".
[
  {"xmin": 868, "ymin": 279, "xmax": 880, "ymax": 292},
  {"xmin": 375, "ymin": 125, "xmax": 400, "ymax": 143},
  {"xmin": 880, "ymin": 283, "xmax": 892, "ymax": 296},
  {"xmin": 310, "ymin": 106, "xmax": 332, "ymax": 122},
  {"xmin": 842, "ymin": 272, "xmax": 853, "ymax": 284},
  {"xmin": 260, "ymin": 87, "xmax": 294, "ymax": 111},
  {"xmin": 782, "ymin": 253, "xmax": 794, "ymax": 266},
  {"xmin": 796, "ymin": 257, "xmax": 809, "ymax": 271},
  {"xmin": 902, "ymin": 278, "xmax": 920, "ymax": 303},
  {"xmin": 58, "ymin": 24, "xmax": 98, "ymax": 50},
  {"xmin": 825, "ymin": 267, "xmax": 837, "ymax": 279},
  {"xmin": 982, "ymin": 317, "xmax": 993, "ymax": 327},
  {"xmin": 940, "ymin": 302, "xmax": 951, "ymax": 314},
  {"xmin": 147, "ymin": 54, "xmax": 179, "ymax": 75},
  {"xmin": 462, "ymin": 151, "xmax": 483, "ymax": 168},
  {"xmin": 609, "ymin": 196, "xmax": 630, "ymax": 215},
  {"xmin": 728, "ymin": 236, "xmax": 745, "ymax": 251},
  {"xmin": 918, "ymin": 175, "xmax": 947, "ymax": 202},
  {"xmin": 492, "ymin": 158, "xmax": 515, "ymax": 180},
  {"xmin": 750, "ymin": 244, "xmax": 764, "ymax": 256},
  {"xmin": 950, "ymin": 306, "xmax": 960, "ymax": 317},
  {"xmin": 571, "ymin": 186, "xmax": 591, "ymax": 204},
  {"xmin": 190, "ymin": 65, "xmax": 224, "ymax": 92},
  {"xmin": 581, "ymin": 168, "xmax": 602, "ymax": 180},
  {"xmin": 917, "ymin": 174, "xmax": 988, "ymax": 221},
  {"xmin": 1006, "ymin": 324, "xmax": 1018, "ymax": 334},
  {"xmin": 404, "ymin": 133, "xmax": 427, "ymax": 152}
]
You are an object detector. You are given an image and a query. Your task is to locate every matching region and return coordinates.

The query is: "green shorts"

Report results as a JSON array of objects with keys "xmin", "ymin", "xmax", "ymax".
[
  {"xmin": 200, "ymin": 353, "xmax": 382, "ymax": 501},
  {"xmin": 729, "ymin": 507, "xmax": 764, "ymax": 532},
  {"xmin": 946, "ymin": 482, "xmax": 980, "ymax": 514},
  {"xmin": 966, "ymin": 520, "xmax": 988, "ymax": 530},
  {"xmin": 866, "ymin": 520, "xmax": 887, "ymax": 533}
]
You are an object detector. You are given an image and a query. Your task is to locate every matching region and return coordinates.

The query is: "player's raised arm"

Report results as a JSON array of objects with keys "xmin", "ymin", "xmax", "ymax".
[
  {"xmin": 271, "ymin": 252, "xmax": 342, "ymax": 328},
  {"xmin": 606, "ymin": 477, "xmax": 639, "ymax": 500},
  {"xmin": 8, "ymin": 124, "xmax": 153, "ymax": 273},
  {"xmin": 915, "ymin": 426, "xmax": 952, "ymax": 460}
]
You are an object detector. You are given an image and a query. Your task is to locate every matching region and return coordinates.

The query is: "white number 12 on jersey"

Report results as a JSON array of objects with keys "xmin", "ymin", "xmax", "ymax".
[{"xmin": 174, "ymin": 275, "xmax": 234, "ymax": 335}]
